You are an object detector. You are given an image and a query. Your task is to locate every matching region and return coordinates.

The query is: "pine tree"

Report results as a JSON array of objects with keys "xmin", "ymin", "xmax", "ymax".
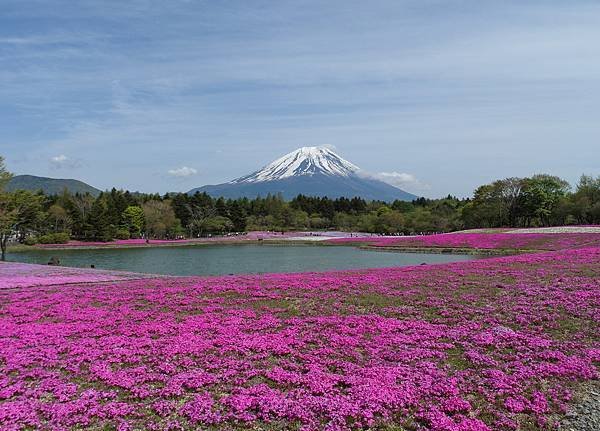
[
  {"xmin": 89, "ymin": 197, "xmax": 112, "ymax": 241},
  {"xmin": 228, "ymin": 201, "xmax": 247, "ymax": 232}
]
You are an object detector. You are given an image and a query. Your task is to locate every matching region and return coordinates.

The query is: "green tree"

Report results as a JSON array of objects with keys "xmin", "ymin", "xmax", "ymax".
[
  {"xmin": 461, "ymin": 178, "xmax": 526, "ymax": 228},
  {"xmin": 376, "ymin": 207, "xmax": 405, "ymax": 234},
  {"xmin": 88, "ymin": 197, "xmax": 113, "ymax": 241},
  {"xmin": 391, "ymin": 200, "xmax": 414, "ymax": 213},
  {"xmin": 572, "ymin": 174, "xmax": 600, "ymax": 224},
  {"xmin": 171, "ymin": 193, "xmax": 191, "ymax": 227},
  {"xmin": 358, "ymin": 212, "xmax": 378, "ymax": 232},
  {"xmin": 520, "ymin": 174, "xmax": 570, "ymax": 226},
  {"xmin": 0, "ymin": 191, "xmax": 43, "ymax": 260},
  {"xmin": 308, "ymin": 214, "xmax": 330, "ymax": 229},
  {"xmin": 199, "ymin": 216, "xmax": 234, "ymax": 234},
  {"xmin": 406, "ymin": 207, "xmax": 435, "ymax": 233},
  {"xmin": 461, "ymin": 183, "xmax": 506, "ymax": 228},
  {"xmin": 142, "ymin": 200, "xmax": 180, "ymax": 239},
  {"xmin": 47, "ymin": 204, "xmax": 71, "ymax": 233},
  {"xmin": 228, "ymin": 200, "xmax": 247, "ymax": 232},
  {"xmin": 0, "ymin": 156, "xmax": 12, "ymax": 190},
  {"xmin": 0, "ymin": 156, "xmax": 15, "ymax": 260},
  {"xmin": 498, "ymin": 178, "xmax": 526, "ymax": 227},
  {"xmin": 0, "ymin": 194, "xmax": 17, "ymax": 260},
  {"xmin": 186, "ymin": 205, "xmax": 217, "ymax": 237},
  {"xmin": 122, "ymin": 206, "xmax": 145, "ymax": 238},
  {"xmin": 106, "ymin": 188, "xmax": 129, "ymax": 226}
]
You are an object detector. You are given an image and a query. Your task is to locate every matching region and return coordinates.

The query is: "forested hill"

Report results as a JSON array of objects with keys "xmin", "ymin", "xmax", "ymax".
[{"xmin": 6, "ymin": 175, "xmax": 101, "ymax": 197}]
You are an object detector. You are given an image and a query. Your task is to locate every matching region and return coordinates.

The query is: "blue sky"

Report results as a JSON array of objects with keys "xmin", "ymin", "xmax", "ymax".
[{"xmin": 1, "ymin": 0, "xmax": 599, "ymax": 197}]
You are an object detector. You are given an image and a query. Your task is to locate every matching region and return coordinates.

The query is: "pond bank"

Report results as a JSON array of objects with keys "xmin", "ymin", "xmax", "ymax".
[
  {"xmin": 360, "ymin": 245, "xmax": 528, "ymax": 255},
  {"xmin": 6, "ymin": 244, "xmax": 477, "ymax": 277}
]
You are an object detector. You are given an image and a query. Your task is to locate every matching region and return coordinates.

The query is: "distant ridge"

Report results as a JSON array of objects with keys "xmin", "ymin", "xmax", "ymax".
[
  {"xmin": 190, "ymin": 146, "xmax": 418, "ymax": 201},
  {"xmin": 5, "ymin": 175, "xmax": 101, "ymax": 196}
]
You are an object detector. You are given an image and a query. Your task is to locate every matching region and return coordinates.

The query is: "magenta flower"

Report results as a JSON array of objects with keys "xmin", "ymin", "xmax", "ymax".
[{"xmin": 0, "ymin": 247, "xmax": 598, "ymax": 429}]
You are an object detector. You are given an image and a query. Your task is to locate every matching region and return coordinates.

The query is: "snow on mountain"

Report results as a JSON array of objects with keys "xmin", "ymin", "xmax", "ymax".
[
  {"xmin": 189, "ymin": 146, "xmax": 419, "ymax": 201},
  {"xmin": 231, "ymin": 147, "xmax": 359, "ymax": 184}
]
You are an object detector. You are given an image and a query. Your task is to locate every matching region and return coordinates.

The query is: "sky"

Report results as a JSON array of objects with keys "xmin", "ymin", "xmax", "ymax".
[{"xmin": 1, "ymin": 0, "xmax": 599, "ymax": 198}]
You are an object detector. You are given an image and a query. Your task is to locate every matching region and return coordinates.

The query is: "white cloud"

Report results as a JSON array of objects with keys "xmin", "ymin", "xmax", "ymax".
[
  {"xmin": 51, "ymin": 154, "xmax": 68, "ymax": 163},
  {"xmin": 372, "ymin": 171, "xmax": 430, "ymax": 192},
  {"xmin": 49, "ymin": 154, "xmax": 80, "ymax": 169},
  {"xmin": 168, "ymin": 166, "xmax": 198, "ymax": 177}
]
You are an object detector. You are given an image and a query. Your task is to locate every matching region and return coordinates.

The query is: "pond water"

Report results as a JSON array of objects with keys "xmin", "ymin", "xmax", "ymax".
[{"xmin": 9, "ymin": 244, "xmax": 479, "ymax": 276}]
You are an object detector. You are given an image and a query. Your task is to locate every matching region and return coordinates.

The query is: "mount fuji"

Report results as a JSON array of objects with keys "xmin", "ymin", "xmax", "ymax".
[{"xmin": 189, "ymin": 147, "xmax": 418, "ymax": 201}]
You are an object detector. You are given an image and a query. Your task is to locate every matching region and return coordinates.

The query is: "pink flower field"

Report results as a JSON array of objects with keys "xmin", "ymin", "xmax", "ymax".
[
  {"xmin": 329, "ymin": 232, "xmax": 600, "ymax": 252},
  {"xmin": 0, "ymin": 262, "xmax": 155, "ymax": 290},
  {"xmin": 1, "ymin": 248, "xmax": 599, "ymax": 430}
]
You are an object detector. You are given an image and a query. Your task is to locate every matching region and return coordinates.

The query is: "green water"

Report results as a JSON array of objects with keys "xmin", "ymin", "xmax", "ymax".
[{"xmin": 9, "ymin": 244, "xmax": 479, "ymax": 276}]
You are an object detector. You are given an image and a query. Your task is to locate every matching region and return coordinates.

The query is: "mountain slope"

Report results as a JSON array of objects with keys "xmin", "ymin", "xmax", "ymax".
[
  {"xmin": 190, "ymin": 147, "xmax": 418, "ymax": 201},
  {"xmin": 5, "ymin": 175, "xmax": 101, "ymax": 196}
]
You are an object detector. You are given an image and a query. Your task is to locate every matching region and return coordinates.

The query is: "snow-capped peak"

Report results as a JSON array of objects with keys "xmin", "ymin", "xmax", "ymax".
[{"xmin": 231, "ymin": 146, "xmax": 360, "ymax": 184}]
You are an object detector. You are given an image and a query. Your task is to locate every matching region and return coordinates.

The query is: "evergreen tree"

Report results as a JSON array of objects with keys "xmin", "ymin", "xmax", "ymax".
[
  {"xmin": 89, "ymin": 197, "xmax": 112, "ymax": 241},
  {"xmin": 228, "ymin": 200, "xmax": 247, "ymax": 232}
]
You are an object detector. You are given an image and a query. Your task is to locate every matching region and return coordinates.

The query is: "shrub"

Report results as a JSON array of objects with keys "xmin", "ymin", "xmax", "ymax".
[
  {"xmin": 37, "ymin": 235, "xmax": 53, "ymax": 244},
  {"xmin": 38, "ymin": 232, "xmax": 70, "ymax": 244},
  {"xmin": 115, "ymin": 229, "xmax": 131, "ymax": 240},
  {"xmin": 24, "ymin": 236, "xmax": 38, "ymax": 246},
  {"xmin": 54, "ymin": 232, "xmax": 70, "ymax": 243}
]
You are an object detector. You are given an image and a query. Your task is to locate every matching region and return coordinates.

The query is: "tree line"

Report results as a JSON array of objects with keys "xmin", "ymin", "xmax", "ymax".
[{"xmin": 1, "ymin": 156, "xmax": 599, "ymax": 260}]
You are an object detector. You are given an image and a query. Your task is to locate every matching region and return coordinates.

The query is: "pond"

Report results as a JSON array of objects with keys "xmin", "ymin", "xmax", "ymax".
[{"xmin": 9, "ymin": 244, "xmax": 479, "ymax": 276}]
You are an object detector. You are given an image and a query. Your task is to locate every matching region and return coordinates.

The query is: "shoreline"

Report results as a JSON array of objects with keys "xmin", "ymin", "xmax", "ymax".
[
  {"xmin": 9, "ymin": 227, "xmax": 600, "ymax": 254},
  {"xmin": 9, "ymin": 238, "xmax": 524, "ymax": 257},
  {"xmin": 7, "ymin": 237, "xmax": 551, "ymax": 257},
  {"xmin": 8, "ymin": 238, "xmax": 340, "ymax": 252},
  {"xmin": 359, "ymin": 245, "xmax": 530, "ymax": 255}
]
